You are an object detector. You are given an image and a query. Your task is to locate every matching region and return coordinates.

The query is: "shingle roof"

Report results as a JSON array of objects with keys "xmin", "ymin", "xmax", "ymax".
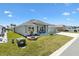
[
  {"xmin": 21, "ymin": 19, "xmax": 50, "ymax": 25},
  {"xmin": 55, "ymin": 25, "xmax": 65, "ymax": 27}
]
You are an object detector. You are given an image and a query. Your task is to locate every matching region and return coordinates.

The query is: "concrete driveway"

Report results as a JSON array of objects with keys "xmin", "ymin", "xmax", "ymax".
[{"xmin": 56, "ymin": 32, "xmax": 79, "ymax": 37}]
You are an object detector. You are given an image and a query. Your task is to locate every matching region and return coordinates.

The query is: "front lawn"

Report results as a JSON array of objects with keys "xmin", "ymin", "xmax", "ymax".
[{"xmin": 0, "ymin": 31, "xmax": 72, "ymax": 56}]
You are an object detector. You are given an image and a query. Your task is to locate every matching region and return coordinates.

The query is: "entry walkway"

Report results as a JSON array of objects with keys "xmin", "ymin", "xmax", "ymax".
[{"xmin": 50, "ymin": 32, "xmax": 79, "ymax": 56}]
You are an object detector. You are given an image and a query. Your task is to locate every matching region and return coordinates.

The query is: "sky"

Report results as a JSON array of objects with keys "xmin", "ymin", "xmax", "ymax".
[{"xmin": 0, "ymin": 3, "xmax": 79, "ymax": 26}]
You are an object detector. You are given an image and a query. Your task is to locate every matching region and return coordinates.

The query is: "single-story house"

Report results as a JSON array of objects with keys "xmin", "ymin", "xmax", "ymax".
[
  {"xmin": 55, "ymin": 25, "xmax": 66, "ymax": 32},
  {"xmin": 14, "ymin": 19, "xmax": 57, "ymax": 36},
  {"xmin": 64, "ymin": 26, "xmax": 79, "ymax": 32},
  {"xmin": 0, "ymin": 25, "xmax": 6, "ymax": 36}
]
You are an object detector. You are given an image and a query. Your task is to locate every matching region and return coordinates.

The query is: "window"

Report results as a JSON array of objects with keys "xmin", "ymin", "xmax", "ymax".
[
  {"xmin": 28, "ymin": 27, "xmax": 31, "ymax": 29},
  {"xmin": 32, "ymin": 27, "xmax": 34, "ymax": 30}
]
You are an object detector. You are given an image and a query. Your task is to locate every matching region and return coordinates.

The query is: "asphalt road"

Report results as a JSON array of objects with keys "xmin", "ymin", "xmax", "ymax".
[{"xmin": 60, "ymin": 38, "xmax": 79, "ymax": 56}]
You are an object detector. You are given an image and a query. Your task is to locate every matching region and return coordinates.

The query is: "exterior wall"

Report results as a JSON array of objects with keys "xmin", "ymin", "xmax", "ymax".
[
  {"xmin": 14, "ymin": 24, "xmax": 38, "ymax": 35},
  {"xmin": 56, "ymin": 27, "xmax": 65, "ymax": 32},
  {"xmin": 45, "ymin": 25, "xmax": 48, "ymax": 33},
  {"xmin": 0, "ymin": 26, "xmax": 2, "ymax": 35},
  {"xmin": 14, "ymin": 24, "xmax": 57, "ymax": 35},
  {"xmin": 26, "ymin": 25, "xmax": 37, "ymax": 34},
  {"xmin": 33, "ymin": 25, "xmax": 37, "ymax": 34},
  {"xmin": 48, "ymin": 26, "xmax": 57, "ymax": 34},
  {"xmin": 14, "ymin": 25, "xmax": 25, "ymax": 36}
]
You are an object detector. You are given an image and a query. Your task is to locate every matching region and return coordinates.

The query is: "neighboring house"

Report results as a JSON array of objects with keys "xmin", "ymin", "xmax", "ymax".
[
  {"xmin": 55, "ymin": 25, "xmax": 66, "ymax": 32},
  {"xmin": 14, "ymin": 19, "xmax": 57, "ymax": 36},
  {"xmin": 0, "ymin": 25, "xmax": 6, "ymax": 36},
  {"xmin": 7, "ymin": 24, "xmax": 16, "ymax": 31},
  {"xmin": 64, "ymin": 26, "xmax": 79, "ymax": 32}
]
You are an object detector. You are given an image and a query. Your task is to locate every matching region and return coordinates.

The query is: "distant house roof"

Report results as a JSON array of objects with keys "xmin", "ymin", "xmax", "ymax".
[
  {"xmin": 21, "ymin": 19, "xmax": 50, "ymax": 26},
  {"xmin": 55, "ymin": 25, "xmax": 65, "ymax": 27},
  {"xmin": 0, "ymin": 25, "xmax": 5, "ymax": 29},
  {"xmin": 0, "ymin": 25, "xmax": 3, "ymax": 28}
]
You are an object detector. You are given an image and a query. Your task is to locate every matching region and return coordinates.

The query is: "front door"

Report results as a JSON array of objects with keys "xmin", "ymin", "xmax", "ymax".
[{"xmin": 38, "ymin": 25, "xmax": 46, "ymax": 34}]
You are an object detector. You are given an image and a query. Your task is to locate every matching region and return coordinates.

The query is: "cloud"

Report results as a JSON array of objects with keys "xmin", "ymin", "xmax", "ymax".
[
  {"xmin": 62, "ymin": 12, "xmax": 70, "ymax": 16},
  {"xmin": 76, "ymin": 8, "xmax": 79, "ymax": 12},
  {"xmin": 30, "ymin": 9, "xmax": 36, "ymax": 12},
  {"xmin": 66, "ymin": 18, "xmax": 71, "ymax": 21},
  {"xmin": 4, "ymin": 10, "xmax": 13, "ymax": 18},
  {"xmin": 43, "ymin": 17, "xmax": 48, "ymax": 20},
  {"xmin": 71, "ymin": 8, "xmax": 79, "ymax": 14},
  {"xmin": 66, "ymin": 18, "xmax": 74, "ymax": 22},
  {"xmin": 8, "ymin": 14, "xmax": 13, "ymax": 17},
  {"xmin": 72, "ymin": 11, "xmax": 76, "ymax": 14},
  {"xmin": 4, "ymin": 10, "xmax": 11, "ymax": 14}
]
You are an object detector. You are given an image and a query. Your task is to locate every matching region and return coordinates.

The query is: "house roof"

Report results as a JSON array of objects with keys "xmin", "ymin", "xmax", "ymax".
[
  {"xmin": 15, "ymin": 19, "xmax": 57, "ymax": 28},
  {"xmin": 21, "ymin": 19, "xmax": 50, "ymax": 26},
  {"xmin": 55, "ymin": 25, "xmax": 65, "ymax": 27},
  {"xmin": 0, "ymin": 25, "xmax": 5, "ymax": 29}
]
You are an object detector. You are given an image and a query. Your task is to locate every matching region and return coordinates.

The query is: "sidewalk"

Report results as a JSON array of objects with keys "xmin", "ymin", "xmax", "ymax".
[
  {"xmin": 50, "ymin": 32, "xmax": 79, "ymax": 56},
  {"xmin": 60, "ymin": 37, "xmax": 79, "ymax": 56}
]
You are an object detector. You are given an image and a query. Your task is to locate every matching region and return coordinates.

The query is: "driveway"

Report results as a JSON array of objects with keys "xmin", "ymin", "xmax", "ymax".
[{"xmin": 56, "ymin": 32, "xmax": 79, "ymax": 37}]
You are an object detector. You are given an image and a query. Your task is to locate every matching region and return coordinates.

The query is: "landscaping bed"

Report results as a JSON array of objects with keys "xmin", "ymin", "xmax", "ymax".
[{"xmin": 0, "ymin": 31, "xmax": 72, "ymax": 56}]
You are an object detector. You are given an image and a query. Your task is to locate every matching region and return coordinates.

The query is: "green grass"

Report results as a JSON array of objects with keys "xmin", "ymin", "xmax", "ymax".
[{"xmin": 0, "ymin": 31, "xmax": 72, "ymax": 56}]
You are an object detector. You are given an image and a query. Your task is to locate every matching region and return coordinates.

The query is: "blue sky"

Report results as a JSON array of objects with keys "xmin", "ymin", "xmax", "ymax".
[{"xmin": 0, "ymin": 3, "xmax": 79, "ymax": 26}]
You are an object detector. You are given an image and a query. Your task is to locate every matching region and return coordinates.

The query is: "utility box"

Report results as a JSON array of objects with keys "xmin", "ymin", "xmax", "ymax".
[{"xmin": 16, "ymin": 38, "xmax": 26, "ymax": 48}]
